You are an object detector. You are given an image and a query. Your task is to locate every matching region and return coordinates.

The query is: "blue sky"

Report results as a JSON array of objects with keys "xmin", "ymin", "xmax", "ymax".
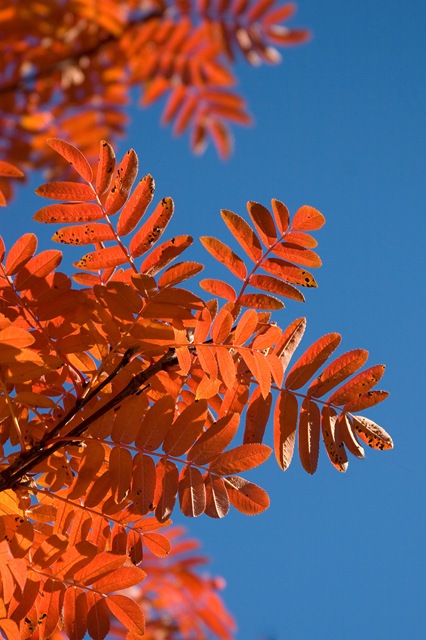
[{"xmin": 2, "ymin": 1, "xmax": 425, "ymax": 638}]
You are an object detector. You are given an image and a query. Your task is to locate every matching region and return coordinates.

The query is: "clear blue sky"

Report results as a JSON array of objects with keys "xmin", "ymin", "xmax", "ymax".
[{"xmin": 2, "ymin": 1, "xmax": 425, "ymax": 638}]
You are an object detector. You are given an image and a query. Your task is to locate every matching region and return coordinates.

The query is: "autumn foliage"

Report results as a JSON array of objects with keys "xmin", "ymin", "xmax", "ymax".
[
  {"xmin": 0, "ymin": 2, "xmax": 394, "ymax": 639},
  {"xmin": 0, "ymin": 136, "xmax": 393, "ymax": 638}
]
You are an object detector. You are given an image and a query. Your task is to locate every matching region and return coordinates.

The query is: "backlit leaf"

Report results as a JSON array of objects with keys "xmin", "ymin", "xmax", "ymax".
[
  {"xmin": 74, "ymin": 245, "xmax": 127, "ymax": 270},
  {"xmin": 298, "ymin": 398, "xmax": 320, "ymax": 474},
  {"xmin": 105, "ymin": 149, "xmax": 139, "ymax": 214},
  {"xmin": 285, "ymin": 333, "xmax": 341, "ymax": 390},
  {"xmin": 240, "ymin": 292, "xmax": 284, "ymax": 310},
  {"xmin": 249, "ymin": 274, "xmax": 305, "ymax": 302},
  {"xmin": 178, "ymin": 466, "xmax": 206, "ymax": 517},
  {"xmin": 262, "ymin": 257, "xmax": 317, "ymax": 287},
  {"xmin": 14, "ymin": 250, "xmax": 62, "ymax": 290},
  {"xmin": 338, "ymin": 413, "xmax": 364, "ymax": 458},
  {"xmin": 292, "ymin": 205, "xmax": 325, "ymax": 230},
  {"xmin": 244, "ymin": 387, "xmax": 272, "ymax": 444},
  {"xmin": 35, "ymin": 181, "xmax": 95, "ymax": 201},
  {"xmin": 205, "ymin": 474, "xmax": 230, "ymax": 518},
  {"xmin": 199, "ymin": 278, "xmax": 237, "ymax": 302},
  {"xmin": 272, "ymin": 243, "xmax": 321, "ymax": 268},
  {"xmin": 46, "ymin": 138, "xmax": 93, "ymax": 182},
  {"xmin": 224, "ymin": 476, "xmax": 270, "ymax": 515},
  {"xmin": 96, "ymin": 140, "xmax": 116, "ymax": 196},
  {"xmin": 52, "ymin": 223, "xmax": 115, "ymax": 245},
  {"xmin": 308, "ymin": 349, "xmax": 369, "ymax": 398},
  {"xmin": 247, "ymin": 201, "xmax": 277, "ymax": 246},
  {"xmin": 153, "ymin": 458, "xmax": 179, "ymax": 523},
  {"xmin": 200, "ymin": 236, "xmax": 247, "ymax": 280},
  {"xmin": 271, "ymin": 198, "xmax": 289, "ymax": 234},
  {"xmin": 352, "ymin": 415, "xmax": 393, "ymax": 450},
  {"xmin": 106, "ymin": 595, "xmax": 145, "ymax": 636},
  {"xmin": 273, "ymin": 317, "xmax": 306, "ymax": 370},
  {"xmin": 158, "ymin": 261, "xmax": 203, "ymax": 288},
  {"xmin": 163, "ymin": 400, "xmax": 208, "ymax": 456},
  {"xmin": 328, "ymin": 364, "xmax": 385, "ymax": 406},
  {"xmin": 220, "ymin": 209, "xmax": 262, "ymax": 262},
  {"xmin": 209, "ymin": 443, "xmax": 271, "ymax": 475},
  {"xmin": 117, "ymin": 174, "xmax": 155, "ymax": 236},
  {"xmin": 344, "ymin": 390, "xmax": 389, "ymax": 412},
  {"xmin": 188, "ymin": 413, "xmax": 240, "ymax": 465},
  {"xmin": 129, "ymin": 197, "xmax": 174, "ymax": 258},
  {"xmin": 321, "ymin": 405, "xmax": 348, "ymax": 472},
  {"xmin": 274, "ymin": 390, "xmax": 298, "ymax": 470},
  {"xmin": 33, "ymin": 203, "xmax": 104, "ymax": 223}
]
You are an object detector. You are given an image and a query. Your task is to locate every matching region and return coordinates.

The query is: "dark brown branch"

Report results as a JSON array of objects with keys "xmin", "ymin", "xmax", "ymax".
[{"xmin": 0, "ymin": 348, "xmax": 178, "ymax": 492}]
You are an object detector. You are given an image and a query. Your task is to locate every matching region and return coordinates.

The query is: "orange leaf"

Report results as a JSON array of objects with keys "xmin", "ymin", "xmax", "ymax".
[
  {"xmin": 209, "ymin": 443, "xmax": 271, "ymax": 475},
  {"xmin": 216, "ymin": 346, "xmax": 236, "ymax": 388},
  {"xmin": 262, "ymin": 257, "xmax": 317, "ymax": 287},
  {"xmin": 105, "ymin": 149, "xmax": 139, "ymax": 214},
  {"xmin": 73, "ymin": 552, "xmax": 126, "ymax": 586},
  {"xmin": 142, "ymin": 532, "xmax": 171, "ymax": 557},
  {"xmin": 178, "ymin": 466, "xmax": 206, "ymax": 517},
  {"xmin": 344, "ymin": 390, "xmax": 389, "ymax": 412},
  {"xmin": 109, "ymin": 446, "xmax": 133, "ymax": 504},
  {"xmin": 87, "ymin": 593, "xmax": 110, "ymax": 639},
  {"xmin": 285, "ymin": 230, "xmax": 318, "ymax": 248},
  {"xmin": 158, "ymin": 261, "xmax": 204, "ymax": 288},
  {"xmin": 195, "ymin": 344, "xmax": 219, "ymax": 380},
  {"xmin": 338, "ymin": 413, "xmax": 364, "ymax": 458},
  {"xmin": 233, "ymin": 308, "xmax": 259, "ymax": 345},
  {"xmin": 298, "ymin": 398, "xmax": 320, "ymax": 474},
  {"xmin": 244, "ymin": 387, "xmax": 272, "ymax": 444},
  {"xmin": 240, "ymin": 292, "xmax": 284, "ymax": 310},
  {"xmin": 328, "ymin": 364, "xmax": 385, "ymax": 406},
  {"xmin": 96, "ymin": 140, "xmax": 116, "ymax": 197},
  {"xmin": 106, "ymin": 595, "xmax": 145, "ymax": 636},
  {"xmin": 352, "ymin": 416, "xmax": 393, "ymax": 450},
  {"xmin": 188, "ymin": 413, "xmax": 240, "ymax": 465},
  {"xmin": 33, "ymin": 203, "xmax": 104, "ymax": 223},
  {"xmin": 91, "ymin": 566, "xmax": 146, "ymax": 593},
  {"xmin": 274, "ymin": 389, "xmax": 298, "ymax": 470},
  {"xmin": 292, "ymin": 205, "xmax": 325, "ymax": 230},
  {"xmin": 117, "ymin": 174, "xmax": 155, "ymax": 236},
  {"xmin": 141, "ymin": 234, "xmax": 193, "ymax": 276},
  {"xmin": 0, "ymin": 326, "xmax": 34, "ymax": 349},
  {"xmin": 205, "ymin": 474, "xmax": 230, "ymax": 518},
  {"xmin": 46, "ymin": 138, "xmax": 93, "ymax": 182},
  {"xmin": 195, "ymin": 375, "xmax": 222, "ymax": 400},
  {"xmin": 74, "ymin": 245, "xmax": 127, "ymax": 271},
  {"xmin": 130, "ymin": 453, "xmax": 156, "ymax": 516},
  {"xmin": 4, "ymin": 233, "xmax": 37, "ymax": 276},
  {"xmin": 129, "ymin": 197, "xmax": 174, "ymax": 258},
  {"xmin": 135, "ymin": 396, "xmax": 175, "ymax": 451},
  {"xmin": 163, "ymin": 400, "xmax": 208, "ymax": 456},
  {"xmin": 308, "ymin": 349, "xmax": 369, "ymax": 398},
  {"xmin": 14, "ymin": 250, "xmax": 62, "ymax": 291},
  {"xmin": 247, "ymin": 201, "xmax": 277, "ymax": 246},
  {"xmin": 200, "ymin": 236, "xmax": 247, "ymax": 280},
  {"xmin": 249, "ymin": 274, "xmax": 305, "ymax": 302},
  {"xmin": 224, "ymin": 476, "xmax": 270, "ymax": 515},
  {"xmin": 52, "ymin": 223, "xmax": 115, "ymax": 245},
  {"xmin": 32, "ymin": 533, "xmax": 68, "ymax": 569},
  {"xmin": 220, "ymin": 209, "xmax": 263, "ymax": 262},
  {"xmin": 262, "ymin": 3, "xmax": 296, "ymax": 26},
  {"xmin": 274, "ymin": 317, "xmax": 306, "ymax": 370},
  {"xmin": 321, "ymin": 405, "xmax": 348, "ymax": 472},
  {"xmin": 63, "ymin": 587, "xmax": 88, "ymax": 640},
  {"xmin": 35, "ymin": 181, "xmax": 95, "ymax": 201},
  {"xmin": 211, "ymin": 307, "xmax": 234, "ymax": 343},
  {"xmin": 153, "ymin": 458, "xmax": 179, "ymax": 523},
  {"xmin": 272, "ymin": 243, "xmax": 322, "ymax": 268},
  {"xmin": 271, "ymin": 198, "xmax": 290, "ymax": 234},
  {"xmin": 199, "ymin": 278, "xmax": 237, "ymax": 302},
  {"xmin": 0, "ymin": 160, "xmax": 24, "ymax": 178},
  {"xmin": 285, "ymin": 333, "xmax": 341, "ymax": 390}
]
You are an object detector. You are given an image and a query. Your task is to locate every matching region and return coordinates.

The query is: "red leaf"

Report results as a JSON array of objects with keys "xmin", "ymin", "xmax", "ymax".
[
  {"xmin": 73, "ymin": 552, "xmax": 126, "ymax": 586},
  {"xmin": 274, "ymin": 390, "xmax": 298, "ymax": 470},
  {"xmin": 153, "ymin": 458, "xmax": 179, "ymax": 523},
  {"xmin": 240, "ymin": 292, "xmax": 284, "ymax": 310},
  {"xmin": 135, "ymin": 396, "xmax": 175, "ymax": 451},
  {"xmin": 129, "ymin": 197, "xmax": 174, "ymax": 258},
  {"xmin": 233, "ymin": 308, "xmax": 258, "ymax": 345},
  {"xmin": 130, "ymin": 453, "xmax": 156, "ymax": 516},
  {"xmin": 0, "ymin": 160, "xmax": 24, "ymax": 178},
  {"xmin": 224, "ymin": 476, "xmax": 270, "ymax": 515},
  {"xmin": 285, "ymin": 230, "xmax": 318, "ymax": 248},
  {"xmin": 33, "ymin": 202, "xmax": 104, "ymax": 223},
  {"xmin": 142, "ymin": 532, "xmax": 171, "ymax": 557},
  {"xmin": 328, "ymin": 364, "xmax": 385, "ymax": 406},
  {"xmin": 158, "ymin": 261, "xmax": 204, "ymax": 288},
  {"xmin": 220, "ymin": 209, "xmax": 262, "ymax": 262},
  {"xmin": 188, "ymin": 413, "xmax": 240, "ymax": 465},
  {"xmin": 96, "ymin": 140, "xmax": 116, "ymax": 196},
  {"xmin": 35, "ymin": 181, "xmax": 95, "ymax": 201},
  {"xmin": 247, "ymin": 201, "xmax": 277, "ymax": 246},
  {"xmin": 338, "ymin": 413, "xmax": 364, "ymax": 458},
  {"xmin": 141, "ymin": 235, "xmax": 193, "ymax": 276},
  {"xmin": 285, "ymin": 333, "xmax": 341, "ymax": 390},
  {"xmin": 91, "ymin": 566, "xmax": 146, "ymax": 593},
  {"xmin": 200, "ymin": 236, "xmax": 247, "ymax": 280},
  {"xmin": 211, "ymin": 307, "xmax": 234, "ymax": 343},
  {"xmin": 292, "ymin": 205, "xmax": 325, "ymax": 230},
  {"xmin": 52, "ymin": 223, "xmax": 115, "ymax": 245},
  {"xmin": 243, "ymin": 387, "xmax": 272, "ymax": 444},
  {"xmin": 262, "ymin": 257, "xmax": 317, "ymax": 287},
  {"xmin": 178, "ymin": 466, "xmax": 206, "ymax": 517},
  {"xmin": 106, "ymin": 595, "xmax": 145, "ymax": 636},
  {"xmin": 344, "ymin": 390, "xmax": 389, "ymax": 412},
  {"xmin": 105, "ymin": 149, "xmax": 139, "ymax": 214},
  {"xmin": 271, "ymin": 198, "xmax": 289, "ymax": 234},
  {"xmin": 352, "ymin": 415, "xmax": 393, "ymax": 450},
  {"xmin": 308, "ymin": 349, "xmax": 369, "ymax": 398},
  {"xmin": 163, "ymin": 400, "xmax": 208, "ymax": 456},
  {"xmin": 109, "ymin": 446, "xmax": 133, "ymax": 504},
  {"xmin": 4, "ymin": 233, "xmax": 37, "ymax": 276},
  {"xmin": 46, "ymin": 138, "xmax": 93, "ymax": 182},
  {"xmin": 14, "ymin": 250, "xmax": 62, "ymax": 291},
  {"xmin": 199, "ymin": 278, "xmax": 237, "ymax": 302},
  {"xmin": 298, "ymin": 398, "xmax": 320, "ymax": 474},
  {"xmin": 117, "ymin": 174, "xmax": 155, "ymax": 236},
  {"xmin": 272, "ymin": 243, "xmax": 321, "ymax": 268},
  {"xmin": 249, "ymin": 274, "xmax": 305, "ymax": 302},
  {"xmin": 204, "ymin": 474, "xmax": 230, "ymax": 518},
  {"xmin": 74, "ymin": 246, "xmax": 127, "ymax": 271},
  {"xmin": 63, "ymin": 588, "xmax": 88, "ymax": 640},
  {"xmin": 321, "ymin": 405, "xmax": 348, "ymax": 472},
  {"xmin": 209, "ymin": 443, "xmax": 271, "ymax": 475}
]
